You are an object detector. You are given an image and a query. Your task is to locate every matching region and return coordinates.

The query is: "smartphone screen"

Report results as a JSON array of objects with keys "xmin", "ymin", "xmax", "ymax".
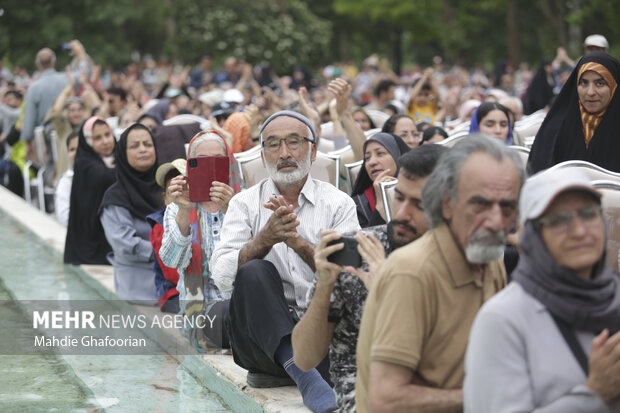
[{"xmin": 186, "ymin": 156, "xmax": 229, "ymax": 202}]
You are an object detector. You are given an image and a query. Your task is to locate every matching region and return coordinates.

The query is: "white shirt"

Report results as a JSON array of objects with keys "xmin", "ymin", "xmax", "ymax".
[
  {"xmin": 55, "ymin": 169, "xmax": 74, "ymax": 227},
  {"xmin": 210, "ymin": 175, "xmax": 360, "ymax": 315}
]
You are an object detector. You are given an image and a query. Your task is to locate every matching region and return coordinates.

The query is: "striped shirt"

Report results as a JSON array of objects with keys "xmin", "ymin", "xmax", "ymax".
[
  {"xmin": 160, "ymin": 203, "xmax": 231, "ymax": 316},
  {"xmin": 210, "ymin": 176, "xmax": 360, "ymax": 316}
]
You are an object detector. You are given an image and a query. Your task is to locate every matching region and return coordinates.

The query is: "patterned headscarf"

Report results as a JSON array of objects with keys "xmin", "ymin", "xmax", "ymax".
[{"xmin": 577, "ymin": 62, "xmax": 617, "ymax": 145}]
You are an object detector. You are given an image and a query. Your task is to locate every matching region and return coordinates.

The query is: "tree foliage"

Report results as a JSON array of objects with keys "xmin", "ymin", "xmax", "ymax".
[
  {"xmin": 171, "ymin": 0, "xmax": 330, "ymax": 72},
  {"xmin": 2, "ymin": 0, "xmax": 620, "ymax": 74}
]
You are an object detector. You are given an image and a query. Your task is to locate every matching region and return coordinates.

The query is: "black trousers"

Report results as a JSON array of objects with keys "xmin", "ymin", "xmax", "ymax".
[{"xmin": 227, "ymin": 259, "xmax": 330, "ymax": 380}]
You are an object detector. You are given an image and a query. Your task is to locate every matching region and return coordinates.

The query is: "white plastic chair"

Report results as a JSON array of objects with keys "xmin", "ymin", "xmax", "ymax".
[{"xmin": 379, "ymin": 180, "xmax": 398, "ymax": 223}]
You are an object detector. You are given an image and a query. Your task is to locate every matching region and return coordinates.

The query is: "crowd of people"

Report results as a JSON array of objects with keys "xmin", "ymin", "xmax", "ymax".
[{"xmin": 1, "ymin": 32, "xmax": 620, "ymax": 412}]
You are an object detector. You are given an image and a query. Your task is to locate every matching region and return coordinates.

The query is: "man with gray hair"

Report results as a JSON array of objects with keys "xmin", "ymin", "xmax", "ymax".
[
  {"xmin": 20, "ymin": 42, "xmax": 89, "ymax": 143},
  {"xmin": 355, "ymin": 135, "xmax": 524, "ymax": 412},
  {"xmin": 211, "ymin": 111, "xmax": 359, "ymax": 412}
]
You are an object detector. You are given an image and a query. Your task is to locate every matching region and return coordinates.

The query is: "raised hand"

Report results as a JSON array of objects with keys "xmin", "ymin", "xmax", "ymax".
[
  {"xmin": 167, "ymin": 175, "xmax": 192, "ymax": 211},
  {"xmin": 327, "ymin": 78, "xmax": 352, "ymax": 116}
]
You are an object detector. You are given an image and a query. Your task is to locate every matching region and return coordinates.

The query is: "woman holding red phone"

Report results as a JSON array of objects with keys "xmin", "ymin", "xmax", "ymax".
[{"xmin": 160, "ymin": 130, "xmax": 242, "ymax": 351}]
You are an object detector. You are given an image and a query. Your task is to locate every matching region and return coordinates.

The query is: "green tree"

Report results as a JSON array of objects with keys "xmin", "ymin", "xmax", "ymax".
[
  {"xmin": 0, "ymin": 0, "xmax": 166, "ymax": 70},
  {"xmin": 171, "ymin": 0, "xmax": 331, "ymax": 72}
]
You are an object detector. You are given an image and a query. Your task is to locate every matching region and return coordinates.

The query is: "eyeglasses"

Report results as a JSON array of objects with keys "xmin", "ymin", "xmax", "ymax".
[
  {"xmin": 537, "ymin": 205, "xmax": 602, "ymax": 233},
  {"xmin": 262, "ymin": 136, "xmax": 313, "ymax": 153}
]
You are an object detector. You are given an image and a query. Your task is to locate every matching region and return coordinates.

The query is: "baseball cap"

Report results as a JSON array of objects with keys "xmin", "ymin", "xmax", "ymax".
[
  {"xmin": 155, "ymin": 158, "xmax": 186, "ymax": 188},
  {"xmin": 210, "ymin": 101, "xmax": 235, "ymax": 118},
  {"xmin": 584, "ymin": 34, "xmax": 609, "ymax": 50},
  {"xmin": 222, "ymin": 88, "xmax": 244, "ymax": 104},
  {"xmin": 198, "ymin": 89, "xmax": 223, "ymax": 107},
  {"xmin": 519, "ymin": 168, "xmax": 601, "ymax": 224}
]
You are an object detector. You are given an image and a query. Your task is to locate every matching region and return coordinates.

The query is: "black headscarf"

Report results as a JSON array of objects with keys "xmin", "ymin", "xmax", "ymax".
[
  {"xmin": 100, "ymin": 123, "xmax": 163, "ymax": 220},
  {"xmin": 63, "ymin": 118, "xmax": 116, "ymax": 265},
  {"xmin": 523, "ymin": 59, "xmax": 555, "ymax": 115},
  {"xmin": 513, "ymin": 221, "xmax": 620, "ymax": 334},
  {"xmin": 528, "ymin": 51, "xmax": 620, "ymax": 174},
  {"xmin": 351, "ymin": 132, "xmax": 410, "ymax": 196}
]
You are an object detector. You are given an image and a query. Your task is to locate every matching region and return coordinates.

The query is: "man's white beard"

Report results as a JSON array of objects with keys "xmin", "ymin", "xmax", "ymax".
[
  {"xmin": 265, "ymin": 150, "xmax": 312, "ymax": 185},
  {"xmin": 464, "ymin": 230, "xmax": 506, "ymax": 264}
]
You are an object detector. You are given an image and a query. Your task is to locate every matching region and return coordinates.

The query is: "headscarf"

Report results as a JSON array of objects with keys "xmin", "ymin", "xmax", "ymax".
[
  {"xmin": 182, "ymin": 130, "xmax": 242, "ymax": 338},
  {"xmin": 63, "ymin": 117, "xmax": 116, "ymax": 265},
  {"xmin": 146, "ymin": 99, "xmax": 170, "ymax": 124},
  {"xmin": 100, "ymin": 123, "xmax": 163, "ymax": 220},
  {"xmin": 528, "ymin": 51, "xmax": 620, "ymax": 174},
  {"xmin": 186, "ymin": 130, "xmax": 243, "ymax": 193},
  {"xmin": 523, "ymin": 59, "xmax": 555, "ymax": 115},
  {"xmin": 577, "ymin": 62, "xmax": 618, "ymax": 145},
  {"xmin": 512, "ymin": 221, "xmax": 620, "ymax": 335},
  {"xmin": 351, "ymin": 132, "xmax": 410, "ymax": 197},
  {"xmin": 458, "ymin": 99, "xmax": 481, "ymax": 122},
  {"xmin": 469, "ymin": 102, "xmax": 513, "ymax": 145}
]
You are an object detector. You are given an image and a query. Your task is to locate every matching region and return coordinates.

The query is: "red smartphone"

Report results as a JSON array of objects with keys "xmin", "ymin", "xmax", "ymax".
[{"xmin": 186, "ymin": 156, "xmax": 229, "ymax": 202}]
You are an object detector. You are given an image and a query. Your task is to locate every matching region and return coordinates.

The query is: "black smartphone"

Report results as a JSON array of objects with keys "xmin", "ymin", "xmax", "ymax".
[{"xmin": 327, "ymin": 236, "xmax": 362, "ymax": 268}]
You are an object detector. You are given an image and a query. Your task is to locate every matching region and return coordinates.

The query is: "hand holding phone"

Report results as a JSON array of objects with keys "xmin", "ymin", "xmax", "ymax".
[
  {"xmin": 327, "ymin": 236, "xmax": 362, "ymax": 268},
  {"xmin": 186, "ymin": 156, "xmax": 229, "ymax": 202}
]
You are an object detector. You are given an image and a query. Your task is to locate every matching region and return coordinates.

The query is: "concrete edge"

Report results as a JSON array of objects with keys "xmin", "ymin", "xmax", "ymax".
[{"xmin": 0, "ymin": 185, "xmax": 308, "ymax": 413}]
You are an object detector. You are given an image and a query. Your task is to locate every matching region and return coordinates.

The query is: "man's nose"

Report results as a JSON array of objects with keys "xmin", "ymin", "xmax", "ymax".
[
  {"xmin": 486, "ymin": 203, "xmax": 504, "ymax": 232},
  {"xmin": 394, "ymin": 201, "xmax": 411, "ymax": 223},
  {"xmin": 278, "ymin": 141, "xmax": 291, "ymax": 158}
]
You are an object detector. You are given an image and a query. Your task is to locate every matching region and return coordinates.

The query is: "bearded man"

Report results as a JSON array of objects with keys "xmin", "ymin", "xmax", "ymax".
[
  {"xmin": 211, "ymin": 111, "xmax": 359, "ymax": 413},
  {"xmin": 355, "ymin": 135, "xmax": 524, "ymax": 413}
]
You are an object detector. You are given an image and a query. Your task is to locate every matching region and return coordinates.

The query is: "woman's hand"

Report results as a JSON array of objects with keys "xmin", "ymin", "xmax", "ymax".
[
  {"xmin": 210, "ymin": 181, "xmax": 234, "ymax": 213},
  {"xmin": 168, "ymin": 175, "xmax": 191, "ymax": 211},
  {"xmin": 586, "ymin": 329, "xmax": 620, "ymax": 402},
  {"xmin": 372, "ymin": 169, "xmax": 397, "ymax": 222}
]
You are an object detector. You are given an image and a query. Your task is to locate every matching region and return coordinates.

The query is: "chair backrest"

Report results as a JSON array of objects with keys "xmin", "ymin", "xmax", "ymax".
[
  {"xmin": 379, "ymin": 180, "xmax": 399, "ymax": 222},
  {"xmin": 313, "ymin": 152, "xmax": 341, "ymax": 188},
  {"xmin": 522, "ymin": 135, "xmax": 536, "ymax": 149},
  {"xmin": 364, "ymin": 128, "xmax": 382, "ymax": 139},
  {"xmin": 238, "ymin": 152, "xmax": 267, "ymax": 188},
  {"xmin": 438, "ymin": 131, "xmax": 469, "ymax": 147},
  {"xmin": 443, "ymin": 118, "xmax": 465, "ymax": 130},
  {"xmin": 513, "ymin": 116, "xmax": 544, "ymax": 141},
  {"xmin": 591, "ymin": 180, "xmax": 620, "ymax": 272},
  {"xmin": 549, "ymin": 160, "xmax": 620, "ymax": 183},
  {"xmin": 448, "ymin": 120, "xmax": 471, "ymax": 134},
  {"xmin": 235, "ymin": 144, "xmax": 262, "ymax": 160},
  {"xmin": 320, "ymin": 121, "xmax": 334, "ymax": 141},
  {"xmin": 33, "ymin": 126, "xmax": 48, "ymax": 166},
  {"xmin": 238, "ymin": 151, "xmax": 341, "ymax": 189},
  {"xmin": 345, "ymin": 160, "xmax": 364, "ymax": 193},
  {"xmin": 365, "ymin": 110, "xmax": 390, "ymax": 129},
  {"xmin": 507, "ymin": 145, "xmax": 530, "ymax": 169},
  {"xmin": 163, "ymin": 114, "xmax": 210, "ymax": 127}
]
